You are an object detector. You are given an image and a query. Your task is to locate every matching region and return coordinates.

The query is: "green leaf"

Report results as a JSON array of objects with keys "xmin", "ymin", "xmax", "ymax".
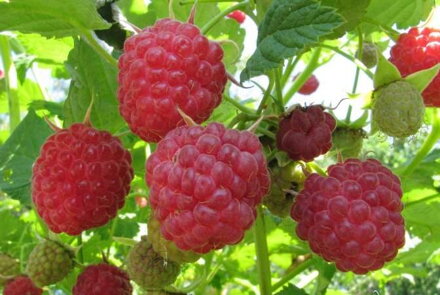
[
  {"xmin": 240, "ymin": 0, "xmax": 344, "ymax": 81},
  {"xmin": 320, "ymin": 0, "xmax": 371, "ymax": 37},
  {"xmin": 405, "ymin": 64, "xmax": 440, "ymax": 93},
  {"xmin": 0, "ymin": 0, "xmax": 110, "ymax": 38},
  {"xmin": 365, "ymin": 0, "xmax": 435, "ymax": 30},
  {"xmin": 275, "ymin": 284, "xmax": 309, "ymax": 295},
  {"xmin": 0, "ymin": 110, "xmax": 53, "ymax": 204},
  {"xmin": 373, "ymin": 52, "xmax": 401, "ymax": 89},
  {"xmin": 64, "ymin": 39, "xmax": 124, "ymax": 133},
  {"xmin": 0, "ymin": 78, "xmax": 45, "ymax": 113}
]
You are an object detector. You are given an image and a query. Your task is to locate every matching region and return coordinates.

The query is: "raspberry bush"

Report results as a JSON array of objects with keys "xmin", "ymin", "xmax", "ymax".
[{"xmin": 0, "ymin": 1, "xmax": 440, "ymax": 295}]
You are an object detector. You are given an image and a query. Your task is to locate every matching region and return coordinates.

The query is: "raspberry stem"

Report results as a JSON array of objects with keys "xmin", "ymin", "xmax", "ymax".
[
  {"xmin": 201, "ymin": 1, "xmax": 249, "ymax": 34},
  {"xmin": 0, "ymin": 35, "xmax": 20, "ymax": 132},
  {"xmin": 351, "ymin": 29, "xmax": 363, "ymax": 94},
  {"xmin": 253, "ymin": 206, "xmax": 272, "ymax": 295},
  {"xmin": 402, "ymin": 109, "xmax": 440, "ymax": 176},
  {"xmin": 281, "ymin": 55, "xmax": 302, "ymax": 88},
  {"xmin": 271, "ymin": 257, "xmax": 314, "ymax": 292},
  {"xmin": 223, "ymin": 95, "xmax": 255, "ymax": 114}
]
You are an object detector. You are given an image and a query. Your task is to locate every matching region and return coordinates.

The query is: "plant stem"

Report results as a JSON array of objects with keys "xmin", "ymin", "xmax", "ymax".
[
  {"xmin": 254, "ymin": 206, "xmax": 272, "ymax": 295},
  {"xmin": 272, "ymin": 68, "xmax": 285, "ymax": 113},
  {"xmin": 257, "ymin": 77, "xmax": 274, "ymax": 114},
  {"xmin": 352, "ymin": 30, "xmax": 363, "ymax": 94},
  {"xmin": 284, "ymin": 47, "xmax": 321, "ymax": 105},
  {"xmin": 281, "ymin": 55, "xmax": 301, "ymax": 88},
  {"xmin": 402, "ymin": 109, "xmax": 440, "ymax": 176},
  {"xmin": 320, "ymin": 44, "xmax": 373, "ymax": 79},
  {"xmin": 0, "ymin": 35, "xmax": 20, "ymax": 132},
  {"xmin": 405, "ymin": 193, "xmax": 439, "ymax": 208},
  {"xmin": 271, "ymin": 258, "xmax": 314, "ymax": 292},
  {"xmin": 201, "ymin": 1, "xmax": 249, "ymax": 34},
  {"xmin": 81, "ymin": 31, "xmax": 118, "ymax": 68},
  {"xmin": 78, "ymin": 234, "xmax": 84, "ymax": 264},
  {"xmin": 224, "ymin": 95, "xmax": 256, "ymax": 114}
]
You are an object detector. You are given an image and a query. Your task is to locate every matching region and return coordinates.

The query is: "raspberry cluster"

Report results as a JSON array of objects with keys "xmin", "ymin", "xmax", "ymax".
[
  {"xmin": 118, "ymin": 18, "xmax": 227, "ymax": 142},
  {"xmin": 72, "ymin": 264, "xmax": 132, "ymax": 295},
  {"xmin": 276, "ymin": 105, "xmax": 336, "ymax": 162},
  {"xmin": 32, "ymin": 123, "xmax": 134, "ymax": 235},
  {"xmin": 390, "ymin": 27, "xmax": 440, "ymax": 107},
  {"xmin": 291, "ymin": 159, "xmax": 405, "ymax": 274},
  {"xmin": 146, "ymin": 122, "xmax": 270, "ymax": 253}
]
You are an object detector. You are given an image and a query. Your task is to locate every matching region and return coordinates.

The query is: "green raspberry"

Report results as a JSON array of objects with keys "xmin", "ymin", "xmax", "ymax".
[
  {"xmin": 264, "ymin": 163, "xmax": 305, "ymax": 218},
  {"xmin": 357, "ymin": 42, "xmax": 378, "ymax": 69},
  {"xmin": 127, "ymin": 236, "xmax": 180, "ymax": 291},
  {"xmin": 26, "ymin": 240, "xmax": 74, "ymax": 287},
  {"xmin": 147, "ymin": 217, "xmax": 200, "ymax": 264},
  {"xmin": 0, "ymin": 254, "xmax": 20, "ymax": 286},
  {"xmin": 372, "ymin": 81, "xmax": 425, "ymax": 138},
  {"xmin": 331, "ymin": 127, "xmax": 366, "ymax": 159}
]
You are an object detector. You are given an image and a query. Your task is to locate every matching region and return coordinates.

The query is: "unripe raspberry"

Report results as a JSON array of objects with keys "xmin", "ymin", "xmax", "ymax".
[
  {"xmin": 264, "ymin": 163, "xmax": 305, "ymax": 218},
  {"xmin": 26, "ymin": 239, "xmax": 74, "ymax": 287},
  {"xmin": 372, "ymin": 81, "xmax": 424, "ymax": 138},
  {"xmin": 146, "ymin": 122, "xmax": 270, "ymax": 253},
  {"xmin": 73, "ymin": 263, "xmax": 132, "ymax": 295},
  {"xmin": 127, "ymin": 236, "xmax": 180, "ymax": 291},
  {"xmin": 276, "ymin": 105, "xmax": 336, "ymax": 162},
  {"xmin": 390, "ymin": 27, "xmax": 440, "ymax": 106},
  {"xmin": 357, "ymin": 42, "xmax": 378, "ymax": 69},
  {"xmin": 0, "ymin": 254, "xmax": 20, "ymax": 286},
  {"xmin": 291, "ymin": 158, "xmax": 405, "ymax": 274},
  {"xmin": 293, "ymin": 74, "xmax": 319, "ymax": 95},
  {"xmin": 118, "ymin": 18, "xmax": 227, "ymax": 142},
  {"xmin": 147, "ymin": 216, "xmax": 200, "ymax": 263},
  {"xmin": 227, "ymin": 11, "xmax": 246, "ymax": 24},
  {"xmin": 4, "ymin": 276, "xmax": 43, "ymax": 295},
  {"xmin": 32, "ymin": 123, "xmax": 134, "ymax": 235},
  {"xmin": 331, "ymin": 127, "xmax": 366, "ymax": 160}
]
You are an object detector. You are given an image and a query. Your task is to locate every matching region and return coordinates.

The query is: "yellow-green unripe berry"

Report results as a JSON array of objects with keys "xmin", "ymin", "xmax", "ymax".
[{"xmin": 372, "ymin": 81, "xmax": 425, "ymax": 138}]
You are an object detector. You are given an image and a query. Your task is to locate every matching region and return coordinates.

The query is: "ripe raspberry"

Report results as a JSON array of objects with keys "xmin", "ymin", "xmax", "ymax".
[
  {"xmin": 26, "ymin": 239, "xmax": 74, "ymax": 287},
  {"xmin": 32, "ymin": 123, "xmax": 134, "ymax": 235},
  {"xmin": 357, "ymin": 42, "xmax": 378, "ymax": 69},
  {"xmin": 276, "ymin": 105, "xmax": 336, "ymax": 162},
  {"xmin": 331, "ymin": 127, "xmax": 366, "ymax": 159},
  {"xmin": 73, "ymin": 263, "xmax": 132, "ymax": 295},
  {"xmin": 118, "ymin": 18, "xmax": 227, "ymax": 142},
  {"xmin": 294, "ymin": 74, "xmax": 319, "ymax": 95},
  {"xmin": 264, "ymin": 163, "xmax": 305, "ymax": 218},
  {"xmin": 127, "ymin": 236, "xmax": 180, "ymax": 290},
  {"xmin": 227, "ymin": 11, "xmax": 246, "ymax": 24},
  {"xmin": 372, "ymin": 81, "xmax": 424, "ymax": 138},
  {"xmin": 147, "ymin": 216, "xmax": 200, "ymax": 263},
  {"xmin": 4, "ymin": 276, "xmax": 42, "ymax": 295},
  {"xmin": 390, "ymin": 27, "xmax": 440, "ymax": 106},
  {"xmin": 291, "ymin": 158, "xmax": 405, "ymax": 274},
  {"xmin": 146, "ymin": 122, "xmax": 270, "ymax": 253},
  {"xmin": 0, "ymin": 254, "xmax": 20, "ymax": 287}
]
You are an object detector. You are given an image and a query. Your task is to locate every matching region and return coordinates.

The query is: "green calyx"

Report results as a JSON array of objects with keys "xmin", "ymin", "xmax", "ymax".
[
  {"xmin": 372, "ymin": 80, "xmax": 425, "ymax": 138},
  {"xmin": 0, "ymin": 253, "xmax": 20, "ymax": 286},
  {"xmin": 127, "ymin": 236, "xmax": 180, "ymax": 291},
  {"xmin": 264, "ymin": 162, "xmax": 306, "ymax": 218},
  {"xmin": 26, "ymin": 239, "xmax": 75, "ymax": 287}
]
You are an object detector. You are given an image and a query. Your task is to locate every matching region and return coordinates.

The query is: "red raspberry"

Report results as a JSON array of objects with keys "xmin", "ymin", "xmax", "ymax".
[
  {"xmin": 118, "ymin": 18, "xmax": 227, "ymax": 142},
  {"xmin": 291, "ymin": 159, "xmax": 405, "ymax": 274},
  {"xmin": 276, "ymin": 105, "xmax": 336, "ymax": 162},
  {"xmin": 390, "ymin": 27, "xmax": 440, "ymax": 107},
  {"xmin": 227, "ymin": 11, "xmax": 246, "ymax": 24},
  {"xmin": 146, "ymin": 122, "xmax": 270, "ymax": 253},
  {"xmin": 4, "ymin": 276, "xmax": 43, "ymax": 295},
  {"xmin": 294, "ymin": 74, "xmax": 319, "ymax": 95},
  {"xmin": 32, "ymin": 123, "xmax": 134, "ymax": 235},
  {"xmin": 73, "ymin": 264, "xmax": 132, "ymax": 295}
]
